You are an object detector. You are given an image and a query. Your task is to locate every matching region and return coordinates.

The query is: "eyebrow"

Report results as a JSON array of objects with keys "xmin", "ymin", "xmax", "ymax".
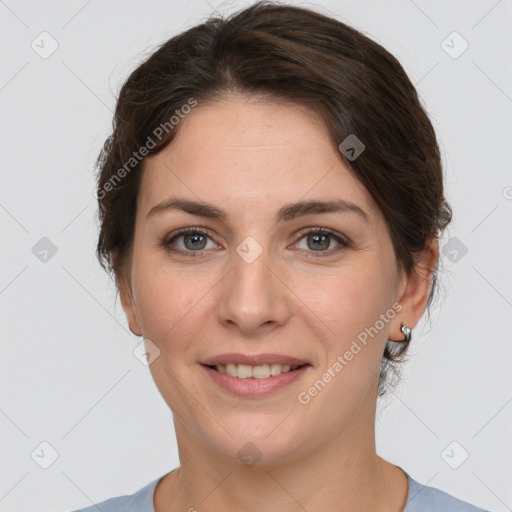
[{"xmin": 146, "ymin": 197, "xmax": 370, "ymax": 224}]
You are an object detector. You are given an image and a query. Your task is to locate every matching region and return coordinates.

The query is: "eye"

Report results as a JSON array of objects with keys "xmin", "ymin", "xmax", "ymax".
[
  {"xmin": 162, "ymin": 226, "xmax": 350, "ymax": 258},
  {"xmin": 293, "ymin": 228, "xmax": 349, "ymax": 255},
  {"xmin": 162, "ymin": 227, "xmax": 219, "ymax": 256}
]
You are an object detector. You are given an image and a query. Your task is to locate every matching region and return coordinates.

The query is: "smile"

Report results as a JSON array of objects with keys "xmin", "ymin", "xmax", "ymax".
[{"xmin": 201, "ymin": 363, "xmax": 311, "ymax": 398}]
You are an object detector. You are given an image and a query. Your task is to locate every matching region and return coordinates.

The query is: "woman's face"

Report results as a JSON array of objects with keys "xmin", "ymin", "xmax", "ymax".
[{"xmin": 120, "ymin": 96, "xmax": 422, "ymax": 465}]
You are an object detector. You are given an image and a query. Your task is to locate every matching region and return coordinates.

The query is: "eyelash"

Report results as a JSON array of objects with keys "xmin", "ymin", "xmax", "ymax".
[{"xmin": 162, "ymin": 227, "xmax": 350, "ymax": 258}]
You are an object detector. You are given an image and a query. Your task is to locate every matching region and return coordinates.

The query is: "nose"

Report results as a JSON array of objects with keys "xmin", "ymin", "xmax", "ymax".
[{"xmin": 216, "ymin": 241, "xmax": 291, "ymax": 335}]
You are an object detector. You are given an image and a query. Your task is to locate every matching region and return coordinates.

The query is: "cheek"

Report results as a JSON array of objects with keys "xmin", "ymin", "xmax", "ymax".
[
  {"xmin": 296, "ymin": 256, "xmax": 393, "ymax": 343},
  {"xmin": 132, "ymin": 257, "xmax": 219, "ymax": 348}
]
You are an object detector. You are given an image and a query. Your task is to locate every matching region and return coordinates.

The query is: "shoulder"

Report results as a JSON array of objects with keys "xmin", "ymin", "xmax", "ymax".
[
  {"xmin": 68, "ymin": 475, "xmax": 163, "ymax": 512},
  {"xmin": 404, "ymin": 472, "xmax": 489, "ymax": 512}
]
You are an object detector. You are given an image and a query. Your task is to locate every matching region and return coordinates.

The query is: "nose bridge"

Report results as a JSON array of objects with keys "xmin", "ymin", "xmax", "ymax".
[
  {"xmin": 217, "ymin": 234, "xmax": 289, "ymax": 332},
  {"xmin": 232, "ymin": 234, "xmax": 274, "ymax": 301},
  {"xmin": 235, "ymin": 235, "xmax": 266, "ymax": 267}
]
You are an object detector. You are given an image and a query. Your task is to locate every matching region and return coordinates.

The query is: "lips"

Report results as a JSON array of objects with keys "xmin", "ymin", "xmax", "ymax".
[
  {"xmin": 200, "ymin": 353, "xmax": 310, "ymax": 367},
  {"xmin": 200, "ymin": 353, "xmax": 311, "ymax": 396},
  {"xmin": 202, "ymin": 363, "xmax": 310, "ymax": 397}
]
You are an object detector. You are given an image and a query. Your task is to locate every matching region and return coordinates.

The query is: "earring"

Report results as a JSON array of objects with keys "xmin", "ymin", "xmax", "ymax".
[{"xmin": 400, "ymin": 322, "xmax": 412, "ymax": 343}]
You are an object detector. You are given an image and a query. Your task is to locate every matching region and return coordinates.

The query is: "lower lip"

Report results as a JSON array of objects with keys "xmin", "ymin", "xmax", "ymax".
[{"xmin": 201, "ymin": 364, "xmax": 310, "ymax": 398}]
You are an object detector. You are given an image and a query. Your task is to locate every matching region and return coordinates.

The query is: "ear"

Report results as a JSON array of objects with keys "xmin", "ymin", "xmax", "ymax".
[
  {"xmin": 112, "ymin": 251, "xmax": 143, "ymax": 337},
  {"xmin": 390, "ymin": 238, "xmax": 439, "ymax": 341}
]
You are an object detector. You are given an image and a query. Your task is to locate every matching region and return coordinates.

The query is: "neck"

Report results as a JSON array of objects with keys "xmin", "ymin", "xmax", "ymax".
[{"xmin": 154, "ymin": 399, "xmax": 408, "ymax": 512}]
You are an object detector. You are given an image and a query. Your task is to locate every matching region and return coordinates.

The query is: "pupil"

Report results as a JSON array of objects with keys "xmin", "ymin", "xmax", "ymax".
[
  {"xmin": 185, "ymin": 233, "xmax": 206, "ymax": 250},
  {"xmin": 309, "ymin": 233, "xmax": 329, "ymax": 251}
]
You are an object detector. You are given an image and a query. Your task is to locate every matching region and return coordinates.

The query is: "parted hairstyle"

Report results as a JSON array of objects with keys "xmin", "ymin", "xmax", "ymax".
[{"xmin": 95, "ymin": 1, "xmax": 452, "ymax": 396}]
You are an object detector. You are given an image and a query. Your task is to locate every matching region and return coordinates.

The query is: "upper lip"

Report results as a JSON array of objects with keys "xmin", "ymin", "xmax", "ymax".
[{"xmin": 201, "ymin": 353, "xmax": 310, "ymax": 366}]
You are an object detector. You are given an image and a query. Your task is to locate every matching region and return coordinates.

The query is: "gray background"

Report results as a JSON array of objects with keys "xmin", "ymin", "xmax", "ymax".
[{"xmin": 1, "ymin": 0, "xmax": 511, "ymax": 510}]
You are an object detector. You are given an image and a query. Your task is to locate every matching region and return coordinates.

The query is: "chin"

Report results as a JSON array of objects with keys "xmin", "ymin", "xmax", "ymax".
[{"xmin": 202, "ymin": 417, "xmax": 310, "ymax": 467}]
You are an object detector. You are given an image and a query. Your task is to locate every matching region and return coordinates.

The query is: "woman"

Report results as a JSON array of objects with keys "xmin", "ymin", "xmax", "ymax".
[{"xmin": 72, "ymin": 2, "xmax": 488, "ymax": 511}]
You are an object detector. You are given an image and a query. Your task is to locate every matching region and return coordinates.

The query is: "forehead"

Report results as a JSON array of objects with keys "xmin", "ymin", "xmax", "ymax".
[{"xmin": 138, "ymin": 98, "xmax": 379, "ymax": 221}]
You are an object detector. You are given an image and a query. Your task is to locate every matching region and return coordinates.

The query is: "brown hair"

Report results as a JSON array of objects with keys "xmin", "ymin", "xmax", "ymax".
[{"xmin": 95, "ymin": 1, "xmax": 451, "ymax": 396}]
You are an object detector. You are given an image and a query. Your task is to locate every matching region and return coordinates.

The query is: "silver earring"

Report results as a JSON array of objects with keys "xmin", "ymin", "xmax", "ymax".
[{"xmin": 400, "ymin": 322, "xmax": 412, "ymax": 342}]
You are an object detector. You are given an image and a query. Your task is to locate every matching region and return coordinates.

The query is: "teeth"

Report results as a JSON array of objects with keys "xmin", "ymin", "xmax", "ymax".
[
  {"xmin": 253, "ymin": 364, "xmax": 271, "ymax": 379},
  {"xmin": 226, "ymin": 363, "xmax": 237, "ymax": 377},
  {"xmin": 236, "ymin": 364, "xmax": 253, "ymax": 378},
  {"xmin": 215, "ymin": 363, "xmax": 301, "ymax": 379}
]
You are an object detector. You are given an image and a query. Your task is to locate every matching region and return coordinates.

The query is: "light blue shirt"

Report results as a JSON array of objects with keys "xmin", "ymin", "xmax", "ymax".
[{"xmin": 70, "ymin": 468, "xmax": 488, "ymax": 511}]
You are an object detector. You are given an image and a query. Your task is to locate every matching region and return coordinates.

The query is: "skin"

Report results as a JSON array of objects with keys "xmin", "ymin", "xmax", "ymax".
[{"xmin": 117, "ymin": 95, "xmax": 438, "ymax": 512}]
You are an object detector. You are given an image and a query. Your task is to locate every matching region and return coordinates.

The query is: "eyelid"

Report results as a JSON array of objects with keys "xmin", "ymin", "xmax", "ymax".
[
  {"xmin": 164, "ymin": 226, "xmax": 214, "ymax": 243},
  {"xmin": 293, "ymin": 226, "xmax": 350, "ymax": 245}
]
